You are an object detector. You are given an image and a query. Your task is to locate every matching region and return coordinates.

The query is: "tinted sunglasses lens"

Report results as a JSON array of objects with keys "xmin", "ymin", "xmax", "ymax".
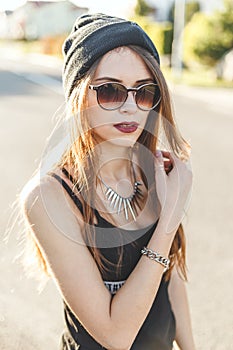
[
  {"xmin": 97, "ymin": 83, "xmax": 127, "ymax": 110},
  {"xmin": 136, "ymin": 84, "xmax": 161, "ymax": 110}
]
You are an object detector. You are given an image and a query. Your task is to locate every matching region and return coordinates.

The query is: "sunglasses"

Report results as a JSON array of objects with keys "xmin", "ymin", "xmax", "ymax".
[{"xmin": 89, "ymin": 82, "xmax": 161, "ymax": 111}]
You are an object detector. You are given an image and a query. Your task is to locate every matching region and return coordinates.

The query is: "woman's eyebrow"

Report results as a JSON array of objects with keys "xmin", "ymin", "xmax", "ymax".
[
  {"xmin": 94, "ymin": 77, "xmax": 122, "ymax": 82},
  {"xmin": 93, "ymin": 77, "xmax": 154, "ymax": 83},
  {"xmin": 136, "ymin": 78, "xmax": 154, "ymax": 83}
]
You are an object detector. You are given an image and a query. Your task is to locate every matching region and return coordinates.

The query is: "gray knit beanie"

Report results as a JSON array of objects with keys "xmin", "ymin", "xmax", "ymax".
[{"xmin": 62, "ymin": 13, "xmax": 160, "ymax": 101}]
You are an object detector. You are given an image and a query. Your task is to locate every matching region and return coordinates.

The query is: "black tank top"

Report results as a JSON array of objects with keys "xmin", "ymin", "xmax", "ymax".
[{"xmin": 52, "ymin": 170, "xmax": 176, "ymax": 350}]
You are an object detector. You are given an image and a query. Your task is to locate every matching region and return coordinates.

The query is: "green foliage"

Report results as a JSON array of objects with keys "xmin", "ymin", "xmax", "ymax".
[
  {"xmin": 163, "ymin": 25, "xmax": 173, "ymax": 55},
  {"xmin": 219, "ymin": 0, "xmax": 233, "ymax": 33},
  {"xmin": 134, "ymin": 0, "xmax": 154, "ymax": 17},
  {"xmin": 185, "ymin": 1, "xmax": 201, "ymax": 23},
  {"xmin": 184, "ymin": 1, "xmax": 233, "ymax": 66},
  {"xmin": 131, "ymin": 16, "xmax": 173, "ymax": 56},
  {"xmin": 168, "ymin": 1, "xmax": 201, "ymax": 24}
]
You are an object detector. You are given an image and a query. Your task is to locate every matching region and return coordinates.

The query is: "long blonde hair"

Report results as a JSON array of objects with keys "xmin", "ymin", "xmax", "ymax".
[{"xmin": 26, "ymin": 45, "xmax": 190, "ymax": 282}]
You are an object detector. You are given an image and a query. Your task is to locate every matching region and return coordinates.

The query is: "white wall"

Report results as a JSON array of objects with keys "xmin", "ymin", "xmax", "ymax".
[{"xmin": 29, "ymin": 1, "xmax": 88, "ymax": 39}]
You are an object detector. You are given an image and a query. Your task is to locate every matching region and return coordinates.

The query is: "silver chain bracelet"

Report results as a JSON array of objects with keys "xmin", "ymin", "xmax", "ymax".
[{"xmin": 141, "ymin": 247, "xmax": 170, "ymax": 272}]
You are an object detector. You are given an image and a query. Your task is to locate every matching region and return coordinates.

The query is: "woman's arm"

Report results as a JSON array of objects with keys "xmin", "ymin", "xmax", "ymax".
[{"xmin": 168, "ymin": 267, "xmax": 196, "ymax": 350}]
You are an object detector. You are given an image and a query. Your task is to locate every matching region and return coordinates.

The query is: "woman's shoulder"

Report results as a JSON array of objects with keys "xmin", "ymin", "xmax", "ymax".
[
  {"xmin": 21, "ymin": 171, "xmax": 61, "ymax": 214},
  {"xmin": 21, "ymin": 169, "xmax": 83, "ymax": 223},
  {"xmin": 21, "ymin": 170, "xmax": 85, "ymax": 243}
]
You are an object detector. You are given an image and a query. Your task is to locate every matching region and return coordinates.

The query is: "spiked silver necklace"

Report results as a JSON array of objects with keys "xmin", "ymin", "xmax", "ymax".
[{"xmin": 99, "ymin": 175, "xmax": 143, "ymax": 221}]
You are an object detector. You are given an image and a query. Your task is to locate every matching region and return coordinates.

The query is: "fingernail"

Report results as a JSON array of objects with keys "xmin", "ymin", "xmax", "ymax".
[{"xmin": 156, "ymin": 150, "xmax": 162, "ymax": 158}]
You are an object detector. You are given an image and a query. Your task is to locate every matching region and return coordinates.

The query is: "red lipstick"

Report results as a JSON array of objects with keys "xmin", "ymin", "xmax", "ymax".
[{"xmin": 114, "ymin": 122, "xmax": 139, "ymax": 133}]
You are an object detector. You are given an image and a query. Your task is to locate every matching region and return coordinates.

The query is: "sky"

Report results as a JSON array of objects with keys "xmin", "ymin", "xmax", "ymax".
[
  {"xmin": 0, "ymin": 0, "xmax": 137, "ymax": 16},
  {"xmin": 0, "ymin": 0, "xmax": 224, "ymax": 15}
]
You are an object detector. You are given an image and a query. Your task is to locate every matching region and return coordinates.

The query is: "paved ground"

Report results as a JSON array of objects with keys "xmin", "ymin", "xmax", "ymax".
[
  {"xmin": 0, "ymin": 52, "xmax": 233, "ymax": 350},
  {"xmin": 170, "ymin": 83, "xmax": 233, "ymax": 350}
]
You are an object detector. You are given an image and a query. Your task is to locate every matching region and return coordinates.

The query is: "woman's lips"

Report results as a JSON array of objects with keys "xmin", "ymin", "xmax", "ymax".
[{"xmin": 114, "ymin": 122, "xmax": 139, "ymax": 133}]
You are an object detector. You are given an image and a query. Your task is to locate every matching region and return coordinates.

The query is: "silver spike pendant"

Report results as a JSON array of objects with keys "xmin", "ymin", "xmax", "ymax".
[{"xmin": 100, "ymin": 179, "xmax": 143, "ymax": 221}]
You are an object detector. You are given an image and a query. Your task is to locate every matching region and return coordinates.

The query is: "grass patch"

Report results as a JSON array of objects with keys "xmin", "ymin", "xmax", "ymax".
[
  {"xmin": 162, "ymin": 66, "xmax": 233, "ymax": 89},
  {"xmin": 0, "ymin": 38, "xmax": 64, "ymax": 58},
  {"xmin": 0, "ymin": 38, "xmax": 45, "ymax": 56}
]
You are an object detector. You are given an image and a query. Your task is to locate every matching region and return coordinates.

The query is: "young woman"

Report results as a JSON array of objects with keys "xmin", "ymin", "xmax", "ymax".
[{"xmin": 22, "ymin": 13, "xmax": 195, "ymax": 350}]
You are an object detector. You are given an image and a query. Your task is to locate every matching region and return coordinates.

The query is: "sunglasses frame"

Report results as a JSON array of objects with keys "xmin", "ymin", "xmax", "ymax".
[{"xmin": 89, "ymin": 82, "xmax": 161, "ymax": 111}]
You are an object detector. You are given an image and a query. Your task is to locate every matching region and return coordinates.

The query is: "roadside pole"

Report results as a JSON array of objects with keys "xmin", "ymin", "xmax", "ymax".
[{"xmin": 171, "ymin": 0, "xmax": 185, "ymax": 80}]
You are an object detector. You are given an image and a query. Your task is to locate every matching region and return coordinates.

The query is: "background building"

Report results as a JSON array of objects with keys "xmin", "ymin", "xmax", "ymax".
[{"xmin": 0, "ymin": 0, "xmax": 88, "ymax": 40}]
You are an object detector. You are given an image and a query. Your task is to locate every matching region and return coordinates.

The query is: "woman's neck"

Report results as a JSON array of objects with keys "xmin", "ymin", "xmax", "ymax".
[{"xmin": 96, "ymin": 142, "xmax": 134, "ymax": 181}]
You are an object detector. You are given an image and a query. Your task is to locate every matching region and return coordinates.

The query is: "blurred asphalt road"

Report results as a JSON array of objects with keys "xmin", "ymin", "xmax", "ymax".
[{"xmin": 0, "ymin": 53, "xmax": 233, "ymax": 350}]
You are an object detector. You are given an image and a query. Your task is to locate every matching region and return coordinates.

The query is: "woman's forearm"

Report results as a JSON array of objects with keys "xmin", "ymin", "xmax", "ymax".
[
  {"xmin": 107, "ymin": 220, "xmax": 176, "ymax": 349},
  {"xmin": 168, "ymin": 268, "xmax": 196, "ymax": 350}
]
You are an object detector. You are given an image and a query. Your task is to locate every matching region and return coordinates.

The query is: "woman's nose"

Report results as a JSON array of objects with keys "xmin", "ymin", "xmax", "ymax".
[{"xmin": 119, "ymin": 92, "xmax": 138, "ymax": 114}]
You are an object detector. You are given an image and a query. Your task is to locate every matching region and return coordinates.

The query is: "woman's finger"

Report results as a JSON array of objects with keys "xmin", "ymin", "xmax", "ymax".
[
  {"xmin": 159, "ymin": 150, "xmax": 173, "ymax": 174},
  {"xmin": 155, "ymin": 150, "xmax": 166, "ymax": 172},
  {"xmin": 161, "ymin": 150, "xmax": 171, "ymax": 159},
  {"xmin": 164, "ymin": 160, "xmax": 173, "ymax": 174},
  {"xmin": 154, "ymin": 150, "xmax": 167, "ymax": 210}
]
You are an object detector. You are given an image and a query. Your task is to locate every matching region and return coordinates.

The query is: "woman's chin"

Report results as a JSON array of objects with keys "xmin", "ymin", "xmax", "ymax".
[{"xmin": 105, "ymin": 137, "xmax": 138, "ymax": 148}]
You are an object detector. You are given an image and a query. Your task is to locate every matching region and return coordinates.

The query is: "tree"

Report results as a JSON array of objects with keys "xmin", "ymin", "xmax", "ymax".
[
  {"xmin": 134, "ymin": 0, "xmax": 154, "ymax": 17},
  {"xmin": 184, "ymin": 0, "xmax": 233, "ymax": 66},
  {"xmin": 130, "ymin": 15, "xmax": 173, "ymax": 56},
  {"xmin": 185, "ymin": 1, "xmax": 201, "ymax": 23},
  {"xmin": 169, "ymin": 1, "xmax": 201, "ymax": 24}
]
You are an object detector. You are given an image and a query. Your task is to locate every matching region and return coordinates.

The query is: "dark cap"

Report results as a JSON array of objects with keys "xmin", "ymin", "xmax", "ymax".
[{"xmin": 62, "ymin": 13, "xmax": 160, "ymax": 100}]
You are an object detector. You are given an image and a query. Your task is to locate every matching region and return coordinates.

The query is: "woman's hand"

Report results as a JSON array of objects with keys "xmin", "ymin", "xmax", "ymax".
[
  {"xmin": 155, "ymin": 150, "xmax": 193, "ymax": 233},
  {"xmin": 161, "ymin": 150, "xmax": 173, "ymax": 174}
]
